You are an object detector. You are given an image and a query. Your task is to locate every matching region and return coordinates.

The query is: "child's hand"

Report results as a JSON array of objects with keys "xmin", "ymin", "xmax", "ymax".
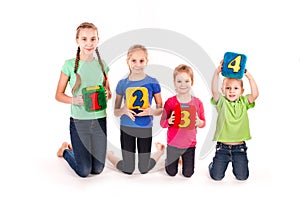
[
  {"xmin": 217, "ymin": 60, "xmax": 223, "ymax": 73},
  {"xmin": 195, "ymin": 115, "xmax": 204, "ymax": 128},
  {"xmin": 135, "ymin": 107, "xmax": 152, "ymax": 116},
  {"xmin": 168, "ymin": 111, "xmax": 175, "ymax": 125},
  {"xmin": 105, "ymin": 88, "xmax": 112, "ymax": 101},
  {"xmin": 72, "ymin": 95, "xmax": 84, "ymax": 105},
  {"xmin": 121, "ymin": 106, "xmax": 137, "ymax": 121}
]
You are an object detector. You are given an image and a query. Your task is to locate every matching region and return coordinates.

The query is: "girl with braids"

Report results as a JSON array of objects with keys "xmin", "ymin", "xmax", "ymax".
[
  {"xmin": 106, "ymin": 44, "xmax": 165, "ymax": 175},
  {"xmin": 56, "ymin": 22, "xmax": 111, "ymax": 177}
]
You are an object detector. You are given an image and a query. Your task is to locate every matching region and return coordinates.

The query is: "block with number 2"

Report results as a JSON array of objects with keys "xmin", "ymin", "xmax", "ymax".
[{"xmin": 126, "ymin": 87, "xmax": 149, "ymax": 110}]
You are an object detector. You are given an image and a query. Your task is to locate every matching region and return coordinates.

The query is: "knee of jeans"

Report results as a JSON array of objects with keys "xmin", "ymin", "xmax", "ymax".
[
  {"xmin": 210, "ymin": 173, "xmax": 224, "ymax": 181},
  {"xmin": 165, "ymin": 167, "xmax": 177, "ymax": 177},
  {"xmin": 235, "ymin": 173, "xmax": 249, "ymax": 181},
  {"xmin": 138, "ymin": 166, "xmax": 149, "ymax": 174},
  {"xmin": 77, "ymin": 168, "xmax": 91, "ymax": 178},
  {"xmin": 183, "ymin": 170, "xmax": 194, "ymax": 178},
  {"xmin": 209, "ymin": 169, "xmax": 224, "ymax": 180},
  {"xmin": 122, "ymin": 165, "xmax": 135, "ymax": 175},
  {"xmin": 91, "ymin": 166, "xmax": 104, "ymax": 175}
]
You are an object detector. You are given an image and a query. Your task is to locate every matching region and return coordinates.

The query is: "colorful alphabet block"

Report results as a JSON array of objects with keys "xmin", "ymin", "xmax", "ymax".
[
  {"xmin": 173, "ymin": 104, "xmax": 196, "ymax": 130},
  {"xmin": 82, "ymin": 85, "xmax": 107, "ymax": 112},
  {"xmin": 126, "ymin": 87, "xmax": 149, "ymax": 110},
  {"xmin": 222, "ymin": 52, "xmax": 247, "ymax": 79}
]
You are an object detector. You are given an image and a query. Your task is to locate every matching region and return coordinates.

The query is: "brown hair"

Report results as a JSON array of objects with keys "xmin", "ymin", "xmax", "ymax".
[
  {"xmin": 173, "ymin": 64, "xmax": 194, "ymax": 85},
  {"xmin": 71, "ymin": 22, "xmax": 109, "ymax": 95},
  {"xmin": 223, "ymin": 78, "xmax": 244, "ymax": 88}
]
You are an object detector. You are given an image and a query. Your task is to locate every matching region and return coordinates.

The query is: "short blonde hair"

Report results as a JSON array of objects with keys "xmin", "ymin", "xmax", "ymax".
[{"xmin": 173, "ymin": 64, "xmax": 194, "ymax": 85}]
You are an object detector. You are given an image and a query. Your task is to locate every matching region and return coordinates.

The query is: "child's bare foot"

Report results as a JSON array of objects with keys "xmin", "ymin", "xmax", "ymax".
[
  {"xmin": 178, "ymin": 157, "xmax": 182, "ymax": 165},
  {"xmin": 106, "ymin": 150, "xmax": 114, "ymax": 158},
  {"xmin": 57, "ymin": 142, "xmax": 69, "ymax": 157},
  {"xmin": 155, "ymin": 142, "xmax": 165, "ymax": 152},
  {"xmin": 68, "ymin": 143, "xmax": 73, "ymax": 150}
]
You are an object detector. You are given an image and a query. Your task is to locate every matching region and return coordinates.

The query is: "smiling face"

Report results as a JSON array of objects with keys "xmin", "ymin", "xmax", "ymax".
[
  {"xmin": 127, "ymin": 49, "xmax": 148, "ymax": 74},
  {"xmin": 76, "ymin": 28, "xmax": 99, "ymax": 58},
  {"xmin": 174, "ymin": 72, "xmax": 192, "ymax": 95},
  {"xmin": 222, "ymin": 78, "xmax": 244, "ymax": 102}
]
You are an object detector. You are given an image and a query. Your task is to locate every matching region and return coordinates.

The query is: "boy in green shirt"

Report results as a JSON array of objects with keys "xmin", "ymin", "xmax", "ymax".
[{"xmin": 209, "ymin": 60, "xmax": 259, "ymax": 180}]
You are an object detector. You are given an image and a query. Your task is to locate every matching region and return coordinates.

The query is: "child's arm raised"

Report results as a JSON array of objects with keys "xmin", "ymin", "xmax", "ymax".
[
  {"xmin": 211, "ymin": 61, "xmax": 222, "ymax": 102},
  {"xmin": 245, "ymin": 70, "xmax": 259, "ymax": 104}
]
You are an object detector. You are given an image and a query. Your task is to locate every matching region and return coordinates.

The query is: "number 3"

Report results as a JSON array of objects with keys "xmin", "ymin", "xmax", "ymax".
[{"xmin": 178, "ymin": 110, "xmax": 191, "ymax": 128}]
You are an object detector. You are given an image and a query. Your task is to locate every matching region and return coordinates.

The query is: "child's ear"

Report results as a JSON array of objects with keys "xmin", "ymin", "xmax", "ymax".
[{"xmin": 241, "ymin": 88, "xmax": 245, "ymax": 94}]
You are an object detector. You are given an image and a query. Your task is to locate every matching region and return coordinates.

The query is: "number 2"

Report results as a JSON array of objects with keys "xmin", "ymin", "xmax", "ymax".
[{"xmin": 132, "ymin": 90, "xmax": 144, "ymax": 108}]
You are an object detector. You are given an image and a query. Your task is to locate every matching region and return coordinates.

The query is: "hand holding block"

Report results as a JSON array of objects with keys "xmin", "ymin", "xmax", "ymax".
[
  {"xmin": 173, "ymin": 104, "xmax": 196, "ymax": 130},
  {"xmin": 126, "ymin": 87, "xmax": 149, "ymax": 109},
  {"xmin": 222, "ymin": 52, "xmax": 247, "ymax": 79},
  {"xmin": 82, "ymin": 85, "xmax": 107, "ymax": 112}
]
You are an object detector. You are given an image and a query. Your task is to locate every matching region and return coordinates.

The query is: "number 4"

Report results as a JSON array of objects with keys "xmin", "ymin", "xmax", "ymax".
[{"xmin": 228, "ymin": 55, "xmax": 242, "ymax": 72}]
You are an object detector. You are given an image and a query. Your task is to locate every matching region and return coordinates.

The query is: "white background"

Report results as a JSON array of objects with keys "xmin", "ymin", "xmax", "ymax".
[{"xmin": 1, "ymin": 0, "xmax": 299, "ymax": 199}]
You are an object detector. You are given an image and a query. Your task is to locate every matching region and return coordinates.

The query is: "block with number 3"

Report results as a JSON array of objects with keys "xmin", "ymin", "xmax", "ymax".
[
  {"xmin": 173, "ymin": 104, "xmax": 196, "ymax": 130},
  {"xmin": 222, "ymin": 52, "xmax": 247, "ymax": 79}
]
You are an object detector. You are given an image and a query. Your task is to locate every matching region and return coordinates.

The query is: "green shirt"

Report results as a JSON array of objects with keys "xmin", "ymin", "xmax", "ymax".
[
  {"xmin": 61, "ymin": 58, "xmax": 109, "ymax": 120},
  {"xmin": 211, "ymin": 94, "xmax": 255, "ymax": 142}
]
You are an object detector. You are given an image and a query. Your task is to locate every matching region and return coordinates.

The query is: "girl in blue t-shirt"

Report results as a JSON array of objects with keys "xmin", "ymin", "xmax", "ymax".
[{"xmin": 107, "ymin": 44, "xmax": 165, "ymax": 174}]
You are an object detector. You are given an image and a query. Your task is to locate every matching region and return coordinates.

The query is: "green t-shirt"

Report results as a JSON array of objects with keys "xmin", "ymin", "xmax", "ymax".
[
  {"xmin": 211, "ymin": 94, "xmax": 255, "ymax": 142},
  {"xmin": 61, "ymin": 58, "xmax": 109, "ymax": 120}
]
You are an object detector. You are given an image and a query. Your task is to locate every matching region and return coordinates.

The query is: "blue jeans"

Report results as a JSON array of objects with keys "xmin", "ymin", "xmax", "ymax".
[
  {"xmin": 209, "ymin": 142, "xmax": 249, "ymax": 180},
  {"xmin": 63, "ymin": 117, "xmax": 107, "ymax": 177}
]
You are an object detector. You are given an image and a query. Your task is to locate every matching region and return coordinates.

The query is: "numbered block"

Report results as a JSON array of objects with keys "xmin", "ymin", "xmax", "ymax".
[
  {"xmin": 222, "ymin": 52, "xmax": 247, "ymax": 79},
  {"xmin": 173, "ymin": 104, "xmax": 196, "ymax": 130},
  {"xmin": 82, "ymin": 85, "xmax": 107, "ymax": 112},
  {"xmin": 126, "ymin": 87, "xmax": 149, "ymax": 109}
]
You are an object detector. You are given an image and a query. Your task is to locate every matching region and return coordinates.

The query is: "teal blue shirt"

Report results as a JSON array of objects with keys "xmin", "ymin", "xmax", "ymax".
[{"xmin": 61, "ymin": 58, "xmax": 109, "ymax": 120}]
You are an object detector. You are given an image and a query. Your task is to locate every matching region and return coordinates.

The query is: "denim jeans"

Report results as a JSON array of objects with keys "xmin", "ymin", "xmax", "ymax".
[
  {"xmin": 63, "ymin": 117, "xmax": 107, "ymax": 177},
  {"xmin": 209, "ymin": 142, "xmax": 249, "ymax": 180},
  {"xmin": 165, "ymin": 145, "xmax": 195, "ymax": 178}
]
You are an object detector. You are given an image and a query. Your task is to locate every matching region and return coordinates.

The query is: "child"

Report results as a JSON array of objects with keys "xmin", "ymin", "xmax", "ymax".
[
  {"xmin": 160, "ymin": 64, "xmax": 206, "ymax": 177},
  {"xmin": 208, "ymin": 60, "xmax": 259, "ymax": 180},
  {"xmin": 56, "ymin": 22, "xmax": 111, "ymax": 177},
  {"xmin": 106, "ymin": 44, "xmax": 165, "ymax": 174}
]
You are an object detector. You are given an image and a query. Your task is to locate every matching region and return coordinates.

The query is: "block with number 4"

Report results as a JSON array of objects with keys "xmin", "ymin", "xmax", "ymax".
[{"xmin": 222, "ymin": 52, "xmax": 247, "ymax": 79}]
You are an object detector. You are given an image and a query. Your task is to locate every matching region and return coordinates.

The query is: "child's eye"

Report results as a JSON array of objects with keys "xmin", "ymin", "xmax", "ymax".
[
  {"xmin": 234, "ymin": 87, "xmax": 239, "ymax": 90},
  {"xmin": 140, "ymin": 59, "xmax": 144, "ymax": 63},
  {"xmin": 225, "ymin": 87, "xmax": 230, "ymax": 90},
  {"xmin": 131, "ymin": 59, "xmax": 136, "ymax": 63}
]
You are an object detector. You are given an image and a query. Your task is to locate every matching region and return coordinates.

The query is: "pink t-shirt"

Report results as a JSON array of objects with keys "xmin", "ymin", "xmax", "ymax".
[{"xmin": 160, "ymin": 96, "xmax": 206, "ymax": 148}]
